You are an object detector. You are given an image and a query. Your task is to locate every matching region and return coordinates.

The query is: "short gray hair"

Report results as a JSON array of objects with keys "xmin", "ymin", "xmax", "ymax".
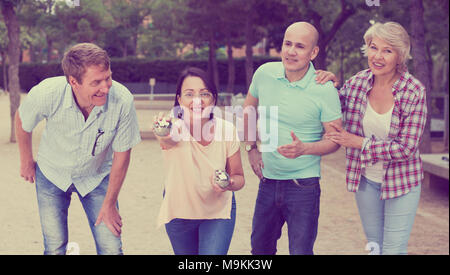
[{"xmin": 361, "ymin": 22, "xmax": 411, "ymax": 72}]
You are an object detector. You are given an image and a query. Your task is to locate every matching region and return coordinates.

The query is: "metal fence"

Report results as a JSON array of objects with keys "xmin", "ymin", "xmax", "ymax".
[{"xmin": 127, "ymin": 81, "xmax": 449, "ymax": 151}]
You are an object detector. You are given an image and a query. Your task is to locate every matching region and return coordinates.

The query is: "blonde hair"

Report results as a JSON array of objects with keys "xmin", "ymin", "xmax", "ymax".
[
  {"xmin": 361, "ymin": 22, "xmax": 411, "ymax": 72},
  {"xmin": 61, "ymin": 43, "xmax": 110, "ymax": 84}
]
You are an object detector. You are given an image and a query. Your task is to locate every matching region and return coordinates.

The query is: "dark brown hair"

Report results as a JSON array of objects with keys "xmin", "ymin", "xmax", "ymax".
[{"xmin": 173, "ymin": 67, "xmax": 218, "ymax": 119}]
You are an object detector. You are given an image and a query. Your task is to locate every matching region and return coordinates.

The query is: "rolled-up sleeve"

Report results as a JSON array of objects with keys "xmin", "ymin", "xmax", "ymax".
[
  {"xmin": 320, "ymin": 83, "xmax": 342, "ymax": 123},
  {"xmin": 360, "ymin": 86, "xmax": 427, "ymax": 165},
  {"xmin": 18, "ymin": 84, "xmax": 51, "ymax": 132}
]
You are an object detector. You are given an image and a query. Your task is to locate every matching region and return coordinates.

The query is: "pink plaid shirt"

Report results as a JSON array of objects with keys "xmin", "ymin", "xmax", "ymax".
[{"xmin": 339, "ymin": 69, "xmax": 427, "ymax": 200}]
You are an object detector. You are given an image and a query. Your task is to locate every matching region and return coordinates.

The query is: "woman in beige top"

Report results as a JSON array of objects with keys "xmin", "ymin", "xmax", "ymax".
[{"xmin": 153, "ymin": 67, "xmax": 245, "ymax": 255}]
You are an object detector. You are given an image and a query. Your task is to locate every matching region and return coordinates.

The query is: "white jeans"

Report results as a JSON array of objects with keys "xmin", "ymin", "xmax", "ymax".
[{"xmin": 355, "ymin": 176, "xmax": 421, "ymax": 255}]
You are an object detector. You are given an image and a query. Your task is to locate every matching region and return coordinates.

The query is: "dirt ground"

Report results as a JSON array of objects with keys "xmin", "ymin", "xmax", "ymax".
[{"xmin": 0, "ymin": 93, "xmax": 448, "ymax": 255}]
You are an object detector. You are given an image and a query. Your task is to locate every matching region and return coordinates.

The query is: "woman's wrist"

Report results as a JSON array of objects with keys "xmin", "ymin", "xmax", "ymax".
[
  {"xmin": 227, "ymin": 175, "xmax": 244, "ymax": 191},
  {"xmin": 354, "ymin": 136, "xmax": 365, "ymax": 149}
]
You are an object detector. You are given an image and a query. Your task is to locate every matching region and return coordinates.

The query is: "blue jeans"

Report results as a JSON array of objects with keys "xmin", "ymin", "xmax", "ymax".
[
  {"xmin": 35, "ymin": 165, "xmax": 123, "ymax": 255},
  {"xmin": 251, "ymin": 177, "xmax": 321, "ymax": 255},
  {"xmin": 355, "ymin": 176, "xmax": 421, "ymax": 255},
  {"xmin": 165, "ymin": 195, "xmax": 236, "ymax": 255}
]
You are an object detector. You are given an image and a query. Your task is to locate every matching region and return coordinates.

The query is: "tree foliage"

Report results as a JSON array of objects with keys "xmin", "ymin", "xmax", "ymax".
[
  {"xmin": 0, "ymin": 0, "xmax": 447, "ymax": 92},
  {"xmin": 0, "ymin": 0, "xmax": 448, "ymax": 145},
  {"xmin": 1, "ymin": 0, "xmax": 446, "ymax": 81}
]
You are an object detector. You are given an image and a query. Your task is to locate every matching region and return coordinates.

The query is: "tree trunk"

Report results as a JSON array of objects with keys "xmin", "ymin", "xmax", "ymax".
[
  {"xmin": 410, "ymin": 0, "xmax": 431, "ymax": 153},
  {"xmin": 264, "ymin": 38, "xmax": 270, "ymax": 56},
  {"xmin": 314, "ymin": 40, "xmax": 327, "ymax": 70},
  {"xmin": 226, "ymin": 42, "xmax": 235, "ymax": 94},
  {"xmin": 122, "ymin": 44, "xmax": 128, "ymax": 58},
  {"xmin": 1, "ymin": 52, "xmax": 7, "ymax": 92},
  {"xmin": 46, "ymin": 38, "xmax": 52, "ymax": 62},
  {"xmin": 29, "ymin": 43, "xmax": 35, "ymax": 63},
  {"xmin": 244, "ymin": 17, "xmax": 253, "ymax": 92},
  {"xmin": 208, "ymin": 36, "xmax": 219, "ymax": 91},
  {"xmin": 192, "ymin": 45, "xmax": 197, "ymax": 59},
  {"xmin": 1, "ymin": 1, "xmax": 21, "ymax": 143},
  {"xmin": 339, "ymin": 45, "xmax": 345, "ymax": 88},
  {"xmin": 131, "ymin": 32, "xmax": 138, "ymax": 56},
  {"xmin": 304, "ymin": 0, "xmax": 355, "ymax": 70}
]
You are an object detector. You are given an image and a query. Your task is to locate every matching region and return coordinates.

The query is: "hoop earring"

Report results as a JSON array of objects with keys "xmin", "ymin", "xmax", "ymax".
[
  {"xmin": 173, "ymin": 105, "xmax": 184, "ymax": 119},
  {"xmin": 177, "ymin": 109, "xmax": 184, "ymax": 119}
]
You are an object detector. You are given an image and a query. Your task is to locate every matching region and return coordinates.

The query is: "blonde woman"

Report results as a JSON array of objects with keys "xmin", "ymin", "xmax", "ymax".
[{"xmin": 318, "ymin": 22, "xmax": 427, "ymax": 255}]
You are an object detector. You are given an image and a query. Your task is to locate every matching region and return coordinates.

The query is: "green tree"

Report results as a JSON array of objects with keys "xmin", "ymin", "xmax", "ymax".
[
  {"xmin": 326, "ymin": 7, "xmax": 372, "ymax": 84},
  {"xmin": 152, "ymin": 0, "xmax": 226, "ymax": 88},
  {"xmin": 284, "ymin": 0, "xmax": 363, "ymax": 70},
  {"xmin": 137, "ymin": 25, "xmax": 181, "ymax": 59},
  {"xmin": 185, "ymin": 0, "xmax": 227, "ymax": 89},
  {"xmin": 219, "ymin": 0, "xmax": 246, "ymax": 94},
  {"xmin": 1, "ymin": 0, "xmax": 21, "ymax": 143},
  {"xmin": 55, "ymin": 0, "xmax": 112, "ymax": 46},
  {"xmin": 410, "ymin": 0, "xmax": 432, "ymax": 153},
  {"xmin": 423, "ymin": 0, "xmax": 449, "ymax": 93},
  {"xmin": 247, "ymin": 0, "xmax": 287, "ymax": 89},
  {"xmin": 149, "ymin": 0, "xmax": 186, "ymax": 58},
  {"xmin": 103, "ymin": 0, "xmax": 153, "ymax": 57},
  {"xmin": 20, "ymin": 0, "xmax": 64, "ymax": 62}
]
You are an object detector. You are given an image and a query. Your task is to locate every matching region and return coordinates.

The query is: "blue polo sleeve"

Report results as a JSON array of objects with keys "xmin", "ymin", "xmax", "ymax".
[
  {"xmin": 248, "ymin": 68, "xmax": 260, "ymax": 99},
  {"xmin": 319, "ymin": 82, "xmax": 342, "ymax": 122}
]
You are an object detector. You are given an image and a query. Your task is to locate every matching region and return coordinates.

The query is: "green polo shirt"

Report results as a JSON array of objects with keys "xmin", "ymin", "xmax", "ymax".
[{"xmin": 249, "ymin": 61, "xmax": 342, "ymax": 180}]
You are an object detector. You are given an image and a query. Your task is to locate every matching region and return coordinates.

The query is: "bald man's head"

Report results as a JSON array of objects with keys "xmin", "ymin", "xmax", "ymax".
[
  {"xmin": 281, "ymin": 21, "xmax": 320, "ymax": 81},
  {"xmin": 284, "ymin": 22, "xmax": 319, "ymax": 47}
]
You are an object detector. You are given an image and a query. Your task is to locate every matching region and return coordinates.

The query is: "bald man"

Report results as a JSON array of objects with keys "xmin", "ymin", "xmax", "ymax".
[{"xmin": 243, "ymin": 22, "xmax": 342, "ymax": 255}]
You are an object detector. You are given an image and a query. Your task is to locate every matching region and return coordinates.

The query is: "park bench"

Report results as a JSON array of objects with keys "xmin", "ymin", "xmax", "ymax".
[{"xmin": 421, "ymin": 153, "xmax": 449, "ymax": 188}]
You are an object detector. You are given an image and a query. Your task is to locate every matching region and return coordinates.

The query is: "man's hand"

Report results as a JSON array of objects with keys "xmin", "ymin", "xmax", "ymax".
[
  {"xmin": 20, "ymin": 160, "xmax": 36, "ymax": 183},
  {"xmin": 95, "ymin": 203, "xmax": 123, "ymax": 237},
  {"xmin": 95, "ymin": 150, "xmax": 130, "ymax": 237},
  {"xmin": 16, "ymin": 111, "xmax": 36, "ymax": 183},
  {"xmin": 248, "ymin": 149, "xmax": 264, "ymax": 179},
  {"xmin": 277, "ymin": 131, "xmax": 308, "ymax": 159}
]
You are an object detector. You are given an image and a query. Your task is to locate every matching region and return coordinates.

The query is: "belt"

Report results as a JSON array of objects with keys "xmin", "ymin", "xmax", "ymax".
[{"xmin": 261, "ymin": 177, "xmax": 320, "ymax": 186}]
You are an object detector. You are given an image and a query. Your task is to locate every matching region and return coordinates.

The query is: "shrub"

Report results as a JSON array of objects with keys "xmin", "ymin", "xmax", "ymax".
[{"xmin": 0, "ymin": 56, "xmax": 280, "ymax": 93}]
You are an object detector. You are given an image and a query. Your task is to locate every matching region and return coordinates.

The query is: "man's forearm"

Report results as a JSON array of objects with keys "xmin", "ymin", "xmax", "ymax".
[
  {"xmin": 15, "ymin": 111, "xmax": 34, "ymax": 163},
  {"xmin": 243, "ymin": 111, "xmax": 259, "ymax": 150},
  {"xmin": 103, "ymin": 150, "xmax": 131, "ymax": 206},
  {"xmin": 243, "ymin": 98, "xmax": 259, "ymax": 144},
  {"xmin": 303, "ymin": 139, "xmax": 340, "ymax": 156}
]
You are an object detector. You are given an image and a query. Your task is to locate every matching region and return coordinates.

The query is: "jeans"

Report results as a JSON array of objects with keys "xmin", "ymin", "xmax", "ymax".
[
  {"xmin": 355, "ymin": 176, "xmax": 421, "ymax": 255},
  {"xmin": 165, "ymin": 195, "xmax": 236, "ymax": 255},
  {"xmin": 35, "ymin": 165, "xmax": 123, "ymax": 255},
  {"xmin": 251, "ymin": 177, "xmax": 321, "ymax": 255}
]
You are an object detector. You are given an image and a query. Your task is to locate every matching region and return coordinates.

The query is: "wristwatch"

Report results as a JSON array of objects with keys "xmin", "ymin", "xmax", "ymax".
[{"xmin": 245, "ymin": 144, "xmax": 258, "ymax": 152}]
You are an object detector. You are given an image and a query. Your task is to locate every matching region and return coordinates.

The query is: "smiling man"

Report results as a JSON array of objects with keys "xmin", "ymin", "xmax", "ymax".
[
  {"xmin": 15, "ymin": 43, "xmax": 141, "ymax": 255},
  {"xmin": 243, "ymin": 22, "xmax": 342, "ymax": 255}
]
